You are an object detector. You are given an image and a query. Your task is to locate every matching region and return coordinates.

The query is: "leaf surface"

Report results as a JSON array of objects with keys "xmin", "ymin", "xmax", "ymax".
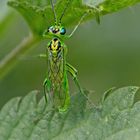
[
  {"xmin": 0, "ymin": 86, "xmax": 140, "ymax": 140},
  {"xmin": 8, "ymin": 0, "xmax": 140, "ymax": 36}
]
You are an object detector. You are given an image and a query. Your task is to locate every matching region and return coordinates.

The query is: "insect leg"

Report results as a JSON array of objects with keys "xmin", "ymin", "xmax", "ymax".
[
  {"xmin": 43, "ymin": 78, "xmax": 53, "ymax": 105},
  {"xmin": 38, "ymin": 54, "xmax": 47, "ymax": 58},
  {"xmin": 66, "ymin": 63, "xmax": 84, "ymax": 94},
  {"xmin": 43, "ymin": 78, "xmax": 48, "ymax": 104},
  {"xmin": 66, "ymin": 63, "xmax": 95, "ymax": 107}
]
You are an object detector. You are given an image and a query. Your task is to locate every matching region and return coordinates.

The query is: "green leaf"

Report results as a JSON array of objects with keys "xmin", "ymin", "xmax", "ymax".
[
  {"xmin": 83, "ymin": 0, "xmax": 140, "ymax": 13},
  {"xmin": 7, "ymin": 0, "xmax": 140, "ymax": 37},
  {"xmin": 0, "ymin": 0, "xmax": 15, "ymax": 36},
  {"xmin": 0, "ymin": 86, "xmax": 140, "ymax": 140},
  {"xmin": 0, "ymin": 0, "xmax": 10, "ymax": 22}
]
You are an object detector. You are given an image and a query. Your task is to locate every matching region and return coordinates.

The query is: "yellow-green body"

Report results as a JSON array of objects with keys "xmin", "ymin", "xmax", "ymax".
[
  {"xmin": 43, "ymin": 0, "xmax": 96, "ymax": 112},
  {"xmin": 46, "ymin": 37, "xmax": 70, "ymax": 111}
]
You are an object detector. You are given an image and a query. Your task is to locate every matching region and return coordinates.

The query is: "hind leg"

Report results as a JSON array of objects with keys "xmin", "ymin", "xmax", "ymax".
[{"xmin": 66, "ymin": 63, "xmax": 95, "ymax": 107}]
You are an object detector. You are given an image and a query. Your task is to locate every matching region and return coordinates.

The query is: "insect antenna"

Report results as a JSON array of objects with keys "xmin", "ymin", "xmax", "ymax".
[
  {"xmin": 50, "ymin": 0, "xmax": 57, "ymax": 24},
  {"xmin": 59, "ymin": 0, "xmax": 72, "ymax": 24}
]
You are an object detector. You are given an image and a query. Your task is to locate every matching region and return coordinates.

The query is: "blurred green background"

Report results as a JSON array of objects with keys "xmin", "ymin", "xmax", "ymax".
[{"xmin": 0, "ymin": 1, "xmax": 140, "ymax": 108}]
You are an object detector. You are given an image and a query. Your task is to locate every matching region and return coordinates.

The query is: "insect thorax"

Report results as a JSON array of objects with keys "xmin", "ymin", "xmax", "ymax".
[{"xmin": 48, "ymin": 38, "xmax": 63, "ymax": 60}]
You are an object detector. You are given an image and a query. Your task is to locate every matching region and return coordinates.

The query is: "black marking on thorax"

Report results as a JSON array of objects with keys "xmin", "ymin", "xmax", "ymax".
[{"xmin": 48, "ymin": 38, "xmax": 63, "ymax": 60}]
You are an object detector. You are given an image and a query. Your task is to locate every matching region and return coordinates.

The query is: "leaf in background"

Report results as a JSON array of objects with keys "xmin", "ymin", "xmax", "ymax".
[
  {"xmin": 8, "ymin": 0, "xmax": 140, "ymax": 37},
  {"xmin": 0, "ymin": 0, "xmax": 10, "ymax": 22},
  {"xmin": 0, "ymin": 86, "xmax": 140, "ymax": 140},
  {"xmin": 98, "ymin": 0, "xmax": 140, "ymax": 13},
  {"xmin": 7, "ymin": 0, "xmax": 89, "ymax": 36},
  {"xmin": 0, "ymin": 0, "xmax": 15, "ymax": 36}
]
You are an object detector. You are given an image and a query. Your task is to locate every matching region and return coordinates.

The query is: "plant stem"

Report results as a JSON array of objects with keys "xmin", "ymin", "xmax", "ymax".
[{"xmin": 0, "ymin": 33, "xmax": 39, "ymax": 79}]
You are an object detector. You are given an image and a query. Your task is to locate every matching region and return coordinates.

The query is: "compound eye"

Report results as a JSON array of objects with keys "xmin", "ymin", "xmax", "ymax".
[
  {"xmin": 60, "ymin": 27, "xmax": 66, "ymax": 35},
  {"xmin": 48, "ymin": 26, "xmax": 54, "ymax": 32}
]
